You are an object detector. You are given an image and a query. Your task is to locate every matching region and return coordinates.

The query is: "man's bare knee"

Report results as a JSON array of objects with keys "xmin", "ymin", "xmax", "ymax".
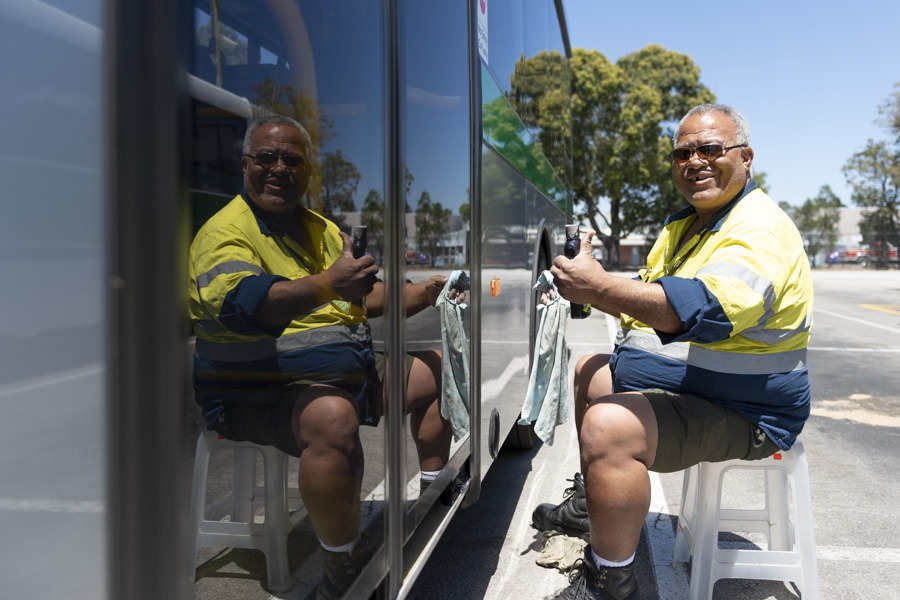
[{"xmin": 579, "ymin": 393, "xmax": 657, "ymax": 466}]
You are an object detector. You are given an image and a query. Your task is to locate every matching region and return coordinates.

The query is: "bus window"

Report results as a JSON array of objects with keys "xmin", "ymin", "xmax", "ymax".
[
  {"xmin": 182, "ymin": 1, "xmax": 568, "ymax": 598},
  {"xmin": 185, "ymin": 1, "xmax": 465, "ymax": 597}
]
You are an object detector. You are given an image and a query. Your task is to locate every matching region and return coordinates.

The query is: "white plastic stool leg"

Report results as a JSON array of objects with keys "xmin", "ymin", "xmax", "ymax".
[
  {"xmin": 672, "ymin": 441, "xmax": 819, "ymax": 600},
  {"xmin": 189, "ymin": 430, "xmax": 296, "ymax": 592},
  {"xmin": 673, "ymin": 464, "xmax": 699, "ymax": 564},
  {"xmin": 765, "ymin": 467, "xmax": 792, "ymax": 552},
  {"xmin": 258, "ymin": 443, "xmax": 291, "ymax": 590},
  {"xmin": 232, "ymin": 446, "xmax": 256, "ymax": 522},
  {"xmin": 188, "ymin": 432, "xmax": 212, "ymax": 581}
]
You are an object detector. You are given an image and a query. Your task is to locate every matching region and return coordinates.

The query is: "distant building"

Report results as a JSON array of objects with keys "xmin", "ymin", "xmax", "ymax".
[{"xmin": 834, "ymin": 207, "xmax": 868, "ymax": 249}]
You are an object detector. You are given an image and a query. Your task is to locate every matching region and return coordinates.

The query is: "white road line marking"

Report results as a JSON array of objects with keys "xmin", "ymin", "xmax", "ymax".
[
  {"xmin": 0, "ymin": 498, "xmax": 104, "ymax": 514},
  {"xmin": 809, "ymin": 346, "xmax": 900, "ymax": 352},
  {"xmin": 481, "ymin": 354, "xmax": 529, "ymax": 401},
  {"xmin": 815, "ymin": 307, "xmax": 900, "ymax": 335},
  {"xmin": 817, "ymin": 546, "xmax": 900, "ymax": 563},
  {"xmin": 0, "ymin": 365, "xmax": 102, "ymax": 399}
]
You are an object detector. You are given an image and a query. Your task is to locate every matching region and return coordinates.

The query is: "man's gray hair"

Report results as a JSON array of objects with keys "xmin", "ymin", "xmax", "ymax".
[
  {"xmin": 673, "ymin": 104, "xmax": 751, "ymax": 146},
  {"xmin": 242, "ymin": 114, "xmax": 313, "ymax": 157}
]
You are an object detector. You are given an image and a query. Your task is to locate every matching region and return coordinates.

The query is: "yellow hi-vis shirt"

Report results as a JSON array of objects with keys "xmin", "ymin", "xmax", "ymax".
[
  {"xmin": 611, "ymin": 182, "xmax": 813, "ymax": 449},
  {"xmin": 189, "ymin": 193, "xmax": 367, "ymax": 365}
]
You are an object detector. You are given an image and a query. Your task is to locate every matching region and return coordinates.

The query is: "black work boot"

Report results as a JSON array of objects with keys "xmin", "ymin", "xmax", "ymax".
[
  {"xmin": 553, "ymin": 545, "xmax": 640, "ymax": 600},
  {"xmin": 532, "ymin": 473, "xmax": 589, "ymax": 541},
  {"xmin": 315, "ymin": 535, "xmax": 373, "ymax": 600}
]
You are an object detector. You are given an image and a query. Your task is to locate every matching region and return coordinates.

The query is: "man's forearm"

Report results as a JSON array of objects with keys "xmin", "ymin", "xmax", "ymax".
[
  {"xmin": 256, "ymin": 274, "xmax": 336, "ymax": 328},
  {"xmin": 590, "ymin": 277, "xmax": 683, "ymax": 334}
]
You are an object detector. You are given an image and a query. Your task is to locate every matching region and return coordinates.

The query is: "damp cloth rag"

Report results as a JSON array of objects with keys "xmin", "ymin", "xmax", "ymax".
[
  {"xmin": 535, "ymin": 530, "xmax": 588, "ymax": 573},
  {"xmin": 435, "ymin": 270, "xmax": 471, "ymax": 441},
  {"xmin": 518, "ymin": 270, "xmax": 570, "ymax": 445}
]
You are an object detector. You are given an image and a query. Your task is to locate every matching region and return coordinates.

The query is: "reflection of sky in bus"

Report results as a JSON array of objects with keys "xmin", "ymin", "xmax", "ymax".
[
  {"xmin": 318, "ymin": 2, "xmax": 471, "ymax": 219},
  {"xmin": 403, "ymin": 2, "xmax": 469, "ymax": 217},
  {"xmin": 194, "ymin": 1, "xmax": 470, "ymax": 218},
  {"xmin": 42, "ymin": 0, "xmax": 102, "ymax": 26}
]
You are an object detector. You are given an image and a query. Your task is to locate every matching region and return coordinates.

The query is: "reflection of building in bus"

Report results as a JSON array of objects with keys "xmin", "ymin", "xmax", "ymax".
[{"xmin": 434, "ymin": 228, "xmax": 469, "ymax": 266}]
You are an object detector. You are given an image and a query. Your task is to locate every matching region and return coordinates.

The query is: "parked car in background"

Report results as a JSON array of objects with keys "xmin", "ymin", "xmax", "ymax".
[
  {"xmin": 827, "ymin": 246, "xmax": 870, "ymax": 266},
  {"xmin": 827, "ymin": 243, "xmax": 898, "ymax": 267}
]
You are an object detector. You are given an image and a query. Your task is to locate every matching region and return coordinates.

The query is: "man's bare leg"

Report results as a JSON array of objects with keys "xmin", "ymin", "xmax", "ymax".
[
  {"xmin": 292, "ymin": 386, "xmax": 364, "ymax": 547},
  {"xmin": 406, "ymin": 351, "xmax": 451, "ymax": 472},
  {"xmin": 579, "ymin": 391, "xmax": 658, "ymax": 561}
]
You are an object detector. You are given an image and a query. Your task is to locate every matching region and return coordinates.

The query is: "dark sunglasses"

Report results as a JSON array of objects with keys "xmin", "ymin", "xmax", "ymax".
[
  {"xmin": 245, "ymin": 152, "xmax": 306, "ymax": 169},
  {"xmin": 671, "ymin": 144, "xmax": 746, "ymax": 163}
]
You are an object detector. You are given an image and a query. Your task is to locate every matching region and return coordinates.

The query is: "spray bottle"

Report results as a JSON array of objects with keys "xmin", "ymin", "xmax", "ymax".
[
  {"xmin": 351, "ymin": 225, "xmax": 367, "ymax": 308},
  {"xmin": 564, "ymin": 224, "xmax": 591, "ymax": 319}
]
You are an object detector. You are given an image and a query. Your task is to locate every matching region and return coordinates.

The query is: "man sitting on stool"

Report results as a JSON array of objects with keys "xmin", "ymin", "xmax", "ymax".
[{"xmin": 533, "ymin": 104, "xmax": 813, "ymax": 600}]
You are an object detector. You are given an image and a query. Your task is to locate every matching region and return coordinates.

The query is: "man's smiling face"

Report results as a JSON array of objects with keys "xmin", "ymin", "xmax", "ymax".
[
  {"xmin": 672, "ymin": 111, "xmax": 754, "ymax": 222},
  {"xmin": 242, "ymin": 122, "xmax": 310, "ymax": 216}
]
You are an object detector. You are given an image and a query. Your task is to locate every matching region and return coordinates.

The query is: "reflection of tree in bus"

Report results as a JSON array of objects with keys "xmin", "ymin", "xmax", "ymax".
[
  {"xmin": 509, "ymin": 50, "xmax": 571, "ymax": 183},
  {"xmin": 321, "ymin": 149, "xmax": 361, "ymax": 228},
  {"xmin": 250, "ymin": 79, "xmax": 331, "ymax": 210},
  {"xmin": 360, "ymin": 189, "xmax": 384, "ymax": 262},
  {"xmin": 415, "ymin": 191, "xmax": 450, "ymax": 267},
  {"xmin": 482, "ymin": 93, "xmax": 561, "ymax": 205}
]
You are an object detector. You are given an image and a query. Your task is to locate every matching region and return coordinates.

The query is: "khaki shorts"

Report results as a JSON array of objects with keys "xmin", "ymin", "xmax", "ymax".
[
  {"xmin": 643, "ymin": 389, "xmax": 780, "ymax": 473},
  {"xmin": 200, "ymin": 352, "xmax": 416, "ymax": 457}
]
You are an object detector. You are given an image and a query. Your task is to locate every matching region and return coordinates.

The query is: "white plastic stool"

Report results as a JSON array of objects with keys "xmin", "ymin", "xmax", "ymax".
[
  {"xmin": 672, "ymin": 440, "xmax": 819, "ymax": 599},
  {"xmin": 189, "ymin": 429, "xmax": 303, "ymax": 591}
]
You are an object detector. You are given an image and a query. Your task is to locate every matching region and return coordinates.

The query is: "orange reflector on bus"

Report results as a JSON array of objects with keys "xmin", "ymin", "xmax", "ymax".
[{"xmin": 490, "ymin": 279, "xmax": 501, "ymax": 296}]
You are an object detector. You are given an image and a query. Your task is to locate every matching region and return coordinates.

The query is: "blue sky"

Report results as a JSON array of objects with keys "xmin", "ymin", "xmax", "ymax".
[{"xmin": 561, "ymin": 0, "xmax": 900, "ymax": 208}]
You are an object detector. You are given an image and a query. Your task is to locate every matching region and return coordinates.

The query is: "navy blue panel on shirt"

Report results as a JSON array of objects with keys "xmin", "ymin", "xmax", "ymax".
[
  {"xmin": 656, "ymin": 276, "xmax": 732, "ymax": 345},
  {"xmin": 219, "ymin": 274, "xmax": 288, "ymax": 336}
]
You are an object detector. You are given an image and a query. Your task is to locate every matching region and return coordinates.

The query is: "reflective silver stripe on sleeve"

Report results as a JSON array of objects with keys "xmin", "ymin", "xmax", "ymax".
[
  {"xmin": 695, "ymin": 261, "xmax": 776, "ymax": 310},
  {"xmin": 197, "ymin": 260, "xmax": 265, "ymax": 289},
  {"xmin": 619, "ymin": 329, "xmax": 807, "ymax": 374},
  {"xmin": 195, "ymin": 323, "xmax": 370, "ymax": 362},
  {"xmin": 740, "ymin": 310, "xmax": 812, "ymax": 345}
]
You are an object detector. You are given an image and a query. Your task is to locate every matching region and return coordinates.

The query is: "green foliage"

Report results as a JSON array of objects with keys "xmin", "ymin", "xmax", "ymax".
[
  {"xmin": 250, "ymin": 78, "xmax": 337, "ymax": 214},
  {"xmin": 361, "ymin": 189, "xmax": 385, "ymax": 261},
  {"xmin": 505, "ymin": 44, "xmax": 718, "ymax": 266},
  {"xmin": 459, "ymin": 202, "xmax": 470, "ymax": 224},
  {"xmin": 570, "ymin": 46, "xmax": 714, "ymax": 266},
  {"xmin": 786, "ymin": 185, "xmax": 843, "ymax": 266},
  {"xmin": 509, "ymin": 50, "xmax": 573, "ymax": 187},
  {"xmin": 414, "ymin": 190, "xmax": 451, "ymax": 266},
  {"xmin": 877, "ymin": 82, "xmax": 900, "ymax": 143},
  {"xmin": 321, "ymin": 149, "xmax": 361, "ymax": 224},
  {"xmin": 842, "ymin": 138, "xmax": 900, "ymax": 252},
  {"xmin": 752, "ymin": 170, "xmax": 770, "ymax": 195}
]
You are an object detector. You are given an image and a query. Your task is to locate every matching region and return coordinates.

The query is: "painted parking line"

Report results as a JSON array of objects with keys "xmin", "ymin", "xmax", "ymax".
[{"xmin": 859, "ymin": 304, "xmax": 900, "ymax": 316}]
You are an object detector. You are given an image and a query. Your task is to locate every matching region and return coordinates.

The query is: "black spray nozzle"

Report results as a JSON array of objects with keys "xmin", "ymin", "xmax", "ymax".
[{"xmin": 351, "ymin": 225, "xmax": 367, "ymax": 259}]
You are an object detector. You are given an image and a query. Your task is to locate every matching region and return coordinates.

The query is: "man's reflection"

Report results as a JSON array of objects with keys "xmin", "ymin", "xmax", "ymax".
[{"xmin": 188, "ymin": 115, "xmax": 454, "ymax": 598}]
